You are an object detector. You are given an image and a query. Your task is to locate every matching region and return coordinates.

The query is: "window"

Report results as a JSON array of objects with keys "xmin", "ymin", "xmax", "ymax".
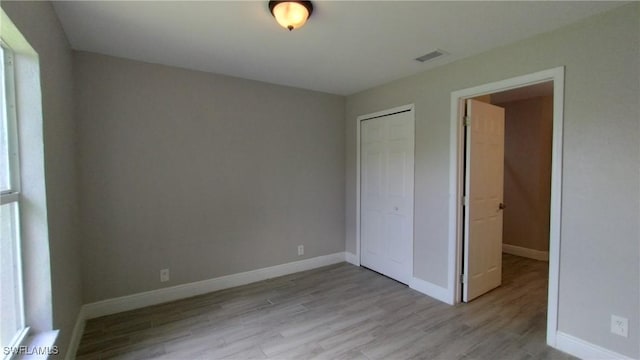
[{"xmin": 0, "ymin": 42, "xmax": 28, "ymax": 354}]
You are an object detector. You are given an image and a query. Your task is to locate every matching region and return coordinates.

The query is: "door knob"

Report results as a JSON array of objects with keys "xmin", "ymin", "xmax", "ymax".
[{"xmin": 499, "ymin": 203, "xmax": 506, "ymax": 210}]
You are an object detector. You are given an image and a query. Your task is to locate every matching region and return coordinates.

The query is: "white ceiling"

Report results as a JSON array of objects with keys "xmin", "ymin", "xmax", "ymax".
[{"xmin": 53, "ymin": 1, "xmax": 624, "ymax": 95}]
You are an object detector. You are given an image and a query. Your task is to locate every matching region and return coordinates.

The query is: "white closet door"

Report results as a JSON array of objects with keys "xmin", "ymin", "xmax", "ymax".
[{"xmin": 361, "ymin": 110, "xmax": 414, "ymax": 285}]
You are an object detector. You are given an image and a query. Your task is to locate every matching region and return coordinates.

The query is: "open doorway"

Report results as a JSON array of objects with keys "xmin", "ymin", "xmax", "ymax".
[
  {"xmin": 448, "ymin": 67, "xmax": 564, "ymax": 347},
  {"xmin": 493, "ymin": 83, "xmax": 553, "ymax": 262},
  {"xmin": 461, "ymin": 83, "xmax": 553, "ymax": 301}
]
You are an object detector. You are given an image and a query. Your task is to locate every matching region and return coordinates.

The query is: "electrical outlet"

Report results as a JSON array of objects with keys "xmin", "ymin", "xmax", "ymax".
[
  {"xmin": 297, "ymin": 245, "xmax": 304, "ymax": 256},
  {"xmin": 611, "ymin": 315, "xmax": 628, "ymax": 337},
  {"xmin": 160, "ymin": 268, "xmax": 170, "ymax": 282}
]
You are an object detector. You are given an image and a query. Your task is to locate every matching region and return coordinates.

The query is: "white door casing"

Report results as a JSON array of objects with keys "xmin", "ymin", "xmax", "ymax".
[
  {"xmin": 445, "ymin": 67, "xmax": 562, "ymax": 347},
  {"xmin": 360, "ymin": 109, "xmax": 414, "ymax": 285},
  {"xmin": 463, "ymin": 99, "xmax": 505, "ymax": 302}
]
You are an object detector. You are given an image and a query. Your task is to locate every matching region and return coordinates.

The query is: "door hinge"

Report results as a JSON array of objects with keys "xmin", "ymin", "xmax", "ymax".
[
  {"xmin": 460, "ymin": 273, "xmax": 465, "ymax": 283},
  {"xmin": 463, "ymin": 116, "xmax": 470, "ymax": 127},
  {"xmin": 461, "ymin": 195, "xmax": 468, "ymax": 207}
]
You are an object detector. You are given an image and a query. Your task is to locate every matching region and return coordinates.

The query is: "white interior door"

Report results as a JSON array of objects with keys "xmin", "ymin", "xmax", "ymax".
[
  {"xmin": 463, "ymin": 99, "xmax": 505, "ymax": 302},
  {"xmin": 360, "ymin": 110, "xmax": 414, "ymax": 285}
]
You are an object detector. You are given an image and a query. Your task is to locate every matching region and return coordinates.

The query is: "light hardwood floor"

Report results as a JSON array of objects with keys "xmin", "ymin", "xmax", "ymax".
[{"xmin": 76, "ymin": 254, "xmax": 574, "ymax": 360}]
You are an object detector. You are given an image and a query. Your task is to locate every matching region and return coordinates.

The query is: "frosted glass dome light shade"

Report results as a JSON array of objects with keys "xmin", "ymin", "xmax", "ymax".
[{"xmin": 269, "ymin": 1, "xmax": 313, "ymax": 31}]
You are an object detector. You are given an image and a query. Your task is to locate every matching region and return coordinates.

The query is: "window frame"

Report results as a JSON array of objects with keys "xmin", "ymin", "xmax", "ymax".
[
  {"xmin": 0, "ymin": 40, "xmax": 29, "ymax": 358},
  {"xmin": 1, "ymin": 40, "xmax": 21, "ymax": 198}
]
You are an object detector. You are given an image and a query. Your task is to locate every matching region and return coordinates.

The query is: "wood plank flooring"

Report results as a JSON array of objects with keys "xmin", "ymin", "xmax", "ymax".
[{"xmin": 75, "ymin": 254, "xmax": 574, "ymax": 360}]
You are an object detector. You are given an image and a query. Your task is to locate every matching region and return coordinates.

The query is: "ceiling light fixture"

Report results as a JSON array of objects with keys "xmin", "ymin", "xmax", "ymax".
[{"xmin": 269, "ymin": 1, "xmax": 313, "ymax": 31}]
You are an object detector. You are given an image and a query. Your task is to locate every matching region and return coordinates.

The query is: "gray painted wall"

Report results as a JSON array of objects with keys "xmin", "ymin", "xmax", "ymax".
[
  {"xmin": 74, "ymin": 52, "xmax": 345, "ymax": 303},
  {"xmin": 1, "ymin": 1, "xmax": 82, "ymax": 357},
  {"xmin": 345, "ymin": 4, "xmax": 639, "ymax": 358}
]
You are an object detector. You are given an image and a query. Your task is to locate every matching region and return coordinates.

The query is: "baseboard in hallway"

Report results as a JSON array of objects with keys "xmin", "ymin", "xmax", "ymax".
[{"xmin": 502, "ymin": 243, "xmax": 549, "ymax": 261}]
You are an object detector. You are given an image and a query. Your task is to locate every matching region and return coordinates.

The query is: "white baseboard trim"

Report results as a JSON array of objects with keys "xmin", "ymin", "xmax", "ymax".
[
  {"xmin": 83, "ymin": 252, "xmax": 346, "ymax": 320},
  {"xmin": 65, "ymin": 307, "xmax": 86, "ymax": 360},
  {"xmin": 502, "ymin": 243, "xmax": 549, "ymax": 261},
  {"xmin": 554, "ymin": 331, "xmax": 634, "ymax": 360},
  {"xmin": 345, "ymin": 252, "xmax": 360, "ymax": 266},
  {"xmin": 409, "ymin": 277, "xmax": 453, "ymax": 305}
]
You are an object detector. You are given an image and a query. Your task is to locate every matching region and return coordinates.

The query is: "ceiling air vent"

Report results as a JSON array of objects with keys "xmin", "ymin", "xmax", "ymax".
[{"xmin": 415, "ymin": 49, "xmax": 447, "ymax": 63}]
